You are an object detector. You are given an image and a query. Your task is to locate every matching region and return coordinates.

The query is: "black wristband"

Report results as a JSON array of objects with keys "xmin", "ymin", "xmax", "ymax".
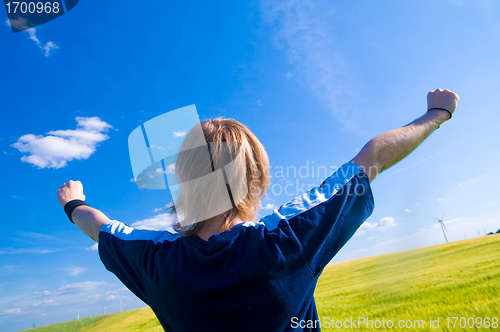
[
  {"xmin": 427, "ymin": 108, "xmax": 452, "ymax": 120},
  {"xmin": 64, "ymin": 199, "xmax": 89, "ymax": 224}
]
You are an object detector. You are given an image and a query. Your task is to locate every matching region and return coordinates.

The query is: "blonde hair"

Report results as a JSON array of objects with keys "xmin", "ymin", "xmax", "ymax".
[{"xmin": 171, "ymin": 118, "xmax": 270, "ymax": 236}]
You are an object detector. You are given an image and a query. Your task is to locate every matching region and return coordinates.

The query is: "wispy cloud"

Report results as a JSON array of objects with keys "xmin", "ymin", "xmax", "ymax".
[
  {"xmin": 445, "ymin": 0, "xmax": 497, "ymax": 15},
  {"xmin": 66, "ymin": 266, "xmax": 86, "ymax": 277},
  {"xmin": 34, "ymin": 281, "xmax": 106, "ymax": 297},
  {"xmin": 5, "ymin": 19, "xmax": 59, "ymax": 57},
  {"xmin": 11, "ymin": 116, "xmax": 112, "ymax": 169},
  {"xmin": 0, "ymin": 308, "xmax": 21, "ymax": 316},
  {"xmin": 0, "ymin": 248, "xmax": 55, "ymax": 255},
  {"xmin": 260, "ymin": 0, "xmax": 358, "ymax": 126},
  {"xmin": 0, "ymin": 265, "xmax": 22, "ymax": 270},
  {"xmin": 419, "ymin": 218, "xmax": 466, "ymax": 233},
  {"xmin": 31, "ymin": 300, "xmax": 57, "ymax": 308},
  {"xmin": 86, "ymin": 287, "xmax": 128, "ymax": 302},
  {"xmin": 17, "ymin": 231, "xmax": 59, "ymax": 241},
  {"xmin": 383, "ymin": 151, "xmax": 445, "ymax": 178},
  {"xmin": 446, "ymin": 217, "xmax": 466, "ymax": 224}
]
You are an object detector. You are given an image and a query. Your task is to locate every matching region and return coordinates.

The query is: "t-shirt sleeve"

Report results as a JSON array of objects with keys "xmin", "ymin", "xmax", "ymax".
[
  {"xmin": 278, "ymin": 162, "xmax": 374, "ymax": 275},
  {"xmin": 98, "ymin": 220, "xmax": 180, "ymax": 304}
]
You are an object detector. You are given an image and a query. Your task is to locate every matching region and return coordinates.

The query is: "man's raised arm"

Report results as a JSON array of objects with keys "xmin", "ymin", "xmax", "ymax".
[
  {"xmin": 57, "ymin": 180, "xmax": 109, "ymax": 241},
  {"xmin": 351, "ymin": 88, "xmax": 459, "ymax": 182}
]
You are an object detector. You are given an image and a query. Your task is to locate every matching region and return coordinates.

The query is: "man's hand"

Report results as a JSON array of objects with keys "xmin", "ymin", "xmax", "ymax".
[
  {"xmin": 57, "ymin": 180, "xmax": 86, "ymax": 207},
  {"xmin": 427, "ymin": 88, "xmax": 460, "ymax": 116},
  {"xmin": 352, "ymin": 88, "xmax": 459, "ymax": 182},
  {"xmin": 57, "ymin": 180, "xmax": 109, "ymax": 241}
]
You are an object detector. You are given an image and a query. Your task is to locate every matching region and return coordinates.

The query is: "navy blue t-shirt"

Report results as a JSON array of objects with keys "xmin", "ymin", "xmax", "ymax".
[{"xmin": 99, "ymin": 162, "xmax": 374, "ymax": 331}]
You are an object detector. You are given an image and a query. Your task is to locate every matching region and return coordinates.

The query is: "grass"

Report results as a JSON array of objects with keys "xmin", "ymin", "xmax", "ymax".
[
  {"xmin": 77, "ymin": 307, "xmax": 163, "ymax": 332},
  {"xmin": 315, "ymin": 233, "xmax": 500, "ymax": 330},
  {"xmin": 23, "ymin": 234, "xmax": 500, "ymax": 331},
  {"xmin": 20, "ymin": 314, "xmax": 113, "ymax": 332},
  {"xmin": 20, "ymin": 308, "xmax": 163, "ymax": 332}
]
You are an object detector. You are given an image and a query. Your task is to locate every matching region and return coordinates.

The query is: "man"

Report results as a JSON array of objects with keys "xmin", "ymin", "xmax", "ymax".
[{"xmin": 57, "ymin": 88, "xmax": 459, "ymax": 331}]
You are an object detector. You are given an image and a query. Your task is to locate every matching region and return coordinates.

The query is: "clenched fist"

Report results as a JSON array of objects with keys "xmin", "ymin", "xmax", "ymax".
[
  {"xmin": 427, "ymin": 88, "xmax": 460, "ymax": 117},
  {"xmin": 57, "ymin": 180, "xmax": 86, "ymax": 207}
]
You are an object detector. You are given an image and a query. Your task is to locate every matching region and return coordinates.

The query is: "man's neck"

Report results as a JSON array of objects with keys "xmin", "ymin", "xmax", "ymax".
[{"xmin": 196, "ymin": 214, "xmax": 245, "ymax": 241}]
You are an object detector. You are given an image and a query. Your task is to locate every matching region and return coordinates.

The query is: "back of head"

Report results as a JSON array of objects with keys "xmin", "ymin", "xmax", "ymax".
[{"xmin": 172, "ymin": 117, "xmax": 270, "ymax": 236}]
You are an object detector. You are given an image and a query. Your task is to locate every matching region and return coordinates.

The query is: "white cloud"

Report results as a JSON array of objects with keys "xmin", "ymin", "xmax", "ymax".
[
  {"xmin": 166, "ymin": 163, "xmax": 175, "ymax": 174},
  {"xmin": 5, "ymin": 19, "xmax": 59, "ymax": 57},
  {"xmin": 42, "ymin": 41, "xmax": 59, "ymax": 57},
  {"xmin": 66, "ymin": 266, "xmax": 86, "ymax": 277},
  {"xmin": 356, "ymin": 216, "xmax": 399, "ymax": 236},
  {"xmin": 11, "ymin": 117, "xmax": 112, "ymax": 169},
  {"xmin": 437, "ymin": 198, "xmax": 446, "ymax": 202},
  {"xmin": 404, "ymin": 209, "xmax": 410, "ymax": 212},
  {"xmin": 131, "ymin": 213, "xmax": 177, "ymax": 231},
  {"xmin": 27, "ymin": 28, "xmax": 41, "ymax": 45},
  {"xmin": 86, "ymin": 243, "xmax": 98, "ymax": 251},
  {"xmin": 154, "ymin": 164, "xmax": 175, "ymax": 175},
  {"xmin": 173, "ymin": 130, "xmax": 187, "ymax": 138},
  {"xmin": 260, "ymin": 203, "xmax": 276, "ymax": 210},
  {"xmin": 153, "ymin": 206, "xmax": 167, "ymax": 212},
  {"xmin": 284, "ymin": 72, "xmax": 293, "ymax": 79},
  {"xmin": 378, "ymin": 217, "xmax": 399, "ymax": 229}
]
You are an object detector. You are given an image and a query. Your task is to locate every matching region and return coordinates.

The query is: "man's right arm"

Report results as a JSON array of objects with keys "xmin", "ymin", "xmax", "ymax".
[
  {"xmin": 351, "ymin": 89, "xmax": 459, "ymax": 182},
  {"xmin": 57, "ymin": 180, "xmax": 109, "ymax": 241}
]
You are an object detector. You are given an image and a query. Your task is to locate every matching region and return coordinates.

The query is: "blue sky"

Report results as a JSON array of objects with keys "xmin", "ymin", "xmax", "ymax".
[{"xmin": 1, "ymin": 0, "xmax": 500, "ymax": 330}]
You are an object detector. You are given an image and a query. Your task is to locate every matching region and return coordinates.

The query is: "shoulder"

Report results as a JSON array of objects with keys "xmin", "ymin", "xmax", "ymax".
[
  {"xmin": 257, "ymin": 162, "xmax": 369, "ymax": 227},
  {"xmin": 99, "ymin": 220, "xmax": 183, "ymax": 245}
]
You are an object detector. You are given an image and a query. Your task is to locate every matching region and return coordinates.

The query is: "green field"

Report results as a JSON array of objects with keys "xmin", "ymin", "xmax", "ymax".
[{"xmin": 23, "ymin": 234, "xmax": 500, "ymax": 331}]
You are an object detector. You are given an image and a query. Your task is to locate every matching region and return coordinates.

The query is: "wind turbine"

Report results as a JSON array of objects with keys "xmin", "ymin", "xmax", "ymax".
[{"xmin": 432, "ymin": 213, "xmax": 448, "ymax": 243}]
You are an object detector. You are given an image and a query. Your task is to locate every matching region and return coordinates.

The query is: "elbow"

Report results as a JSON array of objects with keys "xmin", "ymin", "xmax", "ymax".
[{"xmin": 351, "ymin": 140, "xmax": 381, "ymax": 182}]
